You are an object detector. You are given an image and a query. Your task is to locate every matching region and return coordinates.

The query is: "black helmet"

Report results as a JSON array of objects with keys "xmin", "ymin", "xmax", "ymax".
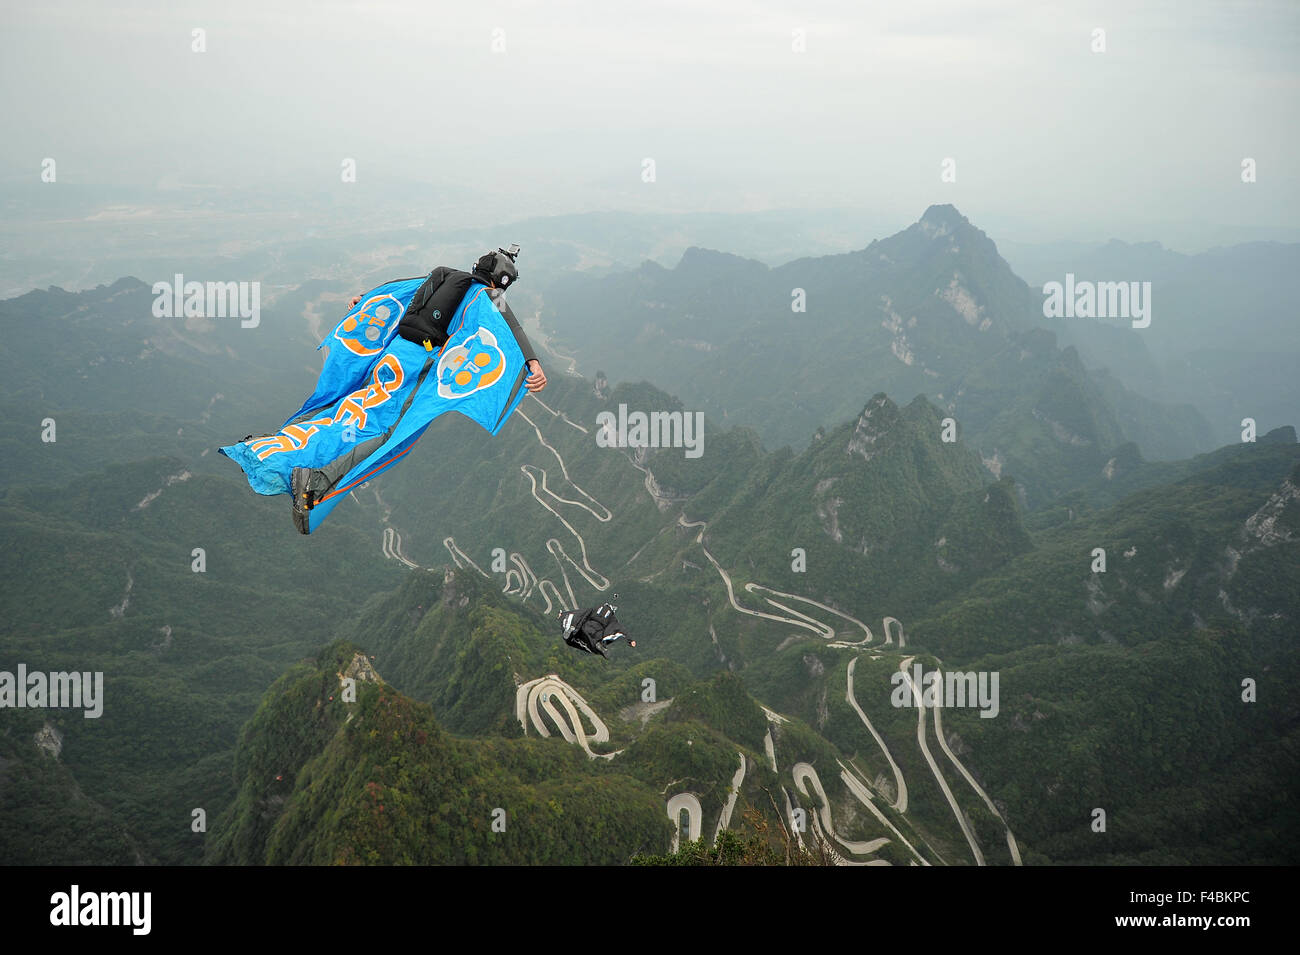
[{"xmin": 473, "ymin": 244, "xmax": 520, "ymax": 289}]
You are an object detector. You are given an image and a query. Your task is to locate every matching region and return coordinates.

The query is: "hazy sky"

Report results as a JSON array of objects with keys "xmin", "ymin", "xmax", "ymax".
[{"xmin": 2, "ymin": 0, "xmax": 1297, "ymax": 247}]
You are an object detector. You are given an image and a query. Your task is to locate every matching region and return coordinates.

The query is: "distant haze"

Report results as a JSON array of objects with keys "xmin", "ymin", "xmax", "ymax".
[{"xmin": 2, "ymin": 0, "xmax": 1297, "ymax": 252}]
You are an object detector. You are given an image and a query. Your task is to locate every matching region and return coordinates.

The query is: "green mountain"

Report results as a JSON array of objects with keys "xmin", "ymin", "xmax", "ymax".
[
  {"xmin": 206, "ymin": 641, "xmax": 674, "ymax": 865},
  {"xmin": 543, "ymin": 205, "xmax": 1215, "ymax": 507},
  {"xmin": 1007, "ymin": 238, "xmax": 1300, "ymax": 445},
  {"xmin": 0, "ymin": 453, "xmax": 404, "ymax": 864},
  {"xmin": 1, "ymin": 266, "xmax": 1294, "ymax": 868},
  {"xmin": 204, "ymin": 395, "xmax": 1297, "ymax": 866}
]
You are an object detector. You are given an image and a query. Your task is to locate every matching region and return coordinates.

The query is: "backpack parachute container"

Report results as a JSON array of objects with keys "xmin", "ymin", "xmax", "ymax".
[{"xmin": 558, "ymin": 602, "xmax": 635, "ymax": 658}]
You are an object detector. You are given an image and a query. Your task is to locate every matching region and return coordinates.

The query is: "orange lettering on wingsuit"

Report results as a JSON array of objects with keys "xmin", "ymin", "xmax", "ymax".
[{"xmin": 251, "ymin": 355, "xmax": 406, "ymax": 460}]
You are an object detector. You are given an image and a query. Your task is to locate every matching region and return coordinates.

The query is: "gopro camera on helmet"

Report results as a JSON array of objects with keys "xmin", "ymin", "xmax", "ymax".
[{"xmin": 474, "ymin": 244, "xmax": 521, "ymax": 289}]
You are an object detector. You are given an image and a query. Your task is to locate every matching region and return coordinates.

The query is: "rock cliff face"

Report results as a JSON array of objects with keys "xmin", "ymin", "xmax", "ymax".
[
  {"xmin": 34, "ymin": 721, "xmax": 63, "ymax": 759},
  {"xmin": 846, "ymin": 394, "xmax": 898, "ymax": 462},
  {"xmin": 1242, "ymin": 474, "xmax": 1299, "ymax": 552},
  {"xmin": 340, "ymin": 652, "xmax": 382, "ymax": 685}
]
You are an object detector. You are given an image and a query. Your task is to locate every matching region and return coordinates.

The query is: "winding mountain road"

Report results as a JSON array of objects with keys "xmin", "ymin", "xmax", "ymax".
[
  {"xmin": 713, "ymin": 753, "xmax": 747, "ymax": 842},
  {"xmin": 436, "ymin": 402, "xmax": 614, "ymax": 613},
  {"xmin": 676, "ymin": 517, "xmax": 887, "ymax": 649},
  {"xmin": 678, "ymin": 518, "xmax": 828, "ymax": 637},
  {"xmin": 837, "ymin": 760, "xmax": 929, "ymax": 865},
  {"xmin": 792, "ymin": 761, "xmax": 891, "ymax": 864},
  {"xmin": 382, "ymin": 527, "xmax": 419, "ymax": 569},
  {"xmin": 516, "ymin": 407, "xmax": 611, "ymax": 521},
  {"xmin": 515, "ymin": 674, "xmax": 621, "ymax": 761},
  {"xmin": 443, "ymin": 536, "xmax": 489, "ymax": 577},
  {"xmin": 527, "ymin": 394, "xmax": 589, "ymax": 435},
  {"xmin": 881, "ymin": 616, "xmax": 906, "ymax": 648},
  {"xmin": 898, "ymin": 656, "xmax": 985, "ymax": 866},
  {"xmin": 846, "ymin": 655, "xmax": 908, "ymax": 812},
  {"xmin": 667, "ymin": 793, "xmax": 703, "ymax": 851},
  {"xmin": 746, "ymin": 583, "xmax": 873, "ymax": 643},
  {"xmin": 931, "ymin": 696, "xmax": 1023, "ymax": 865}
]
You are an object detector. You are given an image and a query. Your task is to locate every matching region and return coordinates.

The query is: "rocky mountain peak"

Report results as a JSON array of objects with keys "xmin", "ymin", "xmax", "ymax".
[
  {"xmin": 919, "ymin": 203, "xmax": 970, "ymax": 235},
  {"xmin": 847, "ymin": 393, "xmax": 900, "ymax": 461}
]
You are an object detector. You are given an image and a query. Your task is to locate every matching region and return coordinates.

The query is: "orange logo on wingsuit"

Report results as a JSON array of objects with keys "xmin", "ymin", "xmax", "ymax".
[
  {"xmin": 250, "ymin": 355, "xmax": 405, "ymax": 459},
  {"xmin": 334, "ymin": 294, "xmax": 403, "ymax": 356},
  {"xmin": 437, "ymin": 328, "xmax": 506, "ymax": 399}
]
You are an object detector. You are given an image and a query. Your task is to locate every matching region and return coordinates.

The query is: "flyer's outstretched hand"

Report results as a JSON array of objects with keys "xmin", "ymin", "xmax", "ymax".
[{"xmin": 525, "ymin": 359, "xmax": 547, "ymax": 393}]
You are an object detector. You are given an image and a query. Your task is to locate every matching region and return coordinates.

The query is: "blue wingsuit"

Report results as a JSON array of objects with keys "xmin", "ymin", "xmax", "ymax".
[{"xmin": 219, "ymin": 268, "xmax": 536, "ymax": 533}]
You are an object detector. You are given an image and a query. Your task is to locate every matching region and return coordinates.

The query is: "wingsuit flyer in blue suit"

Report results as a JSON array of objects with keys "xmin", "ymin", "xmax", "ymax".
[{"xmin": 219, "ymin": 245, "xmax": 547, "ymax": 533}]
